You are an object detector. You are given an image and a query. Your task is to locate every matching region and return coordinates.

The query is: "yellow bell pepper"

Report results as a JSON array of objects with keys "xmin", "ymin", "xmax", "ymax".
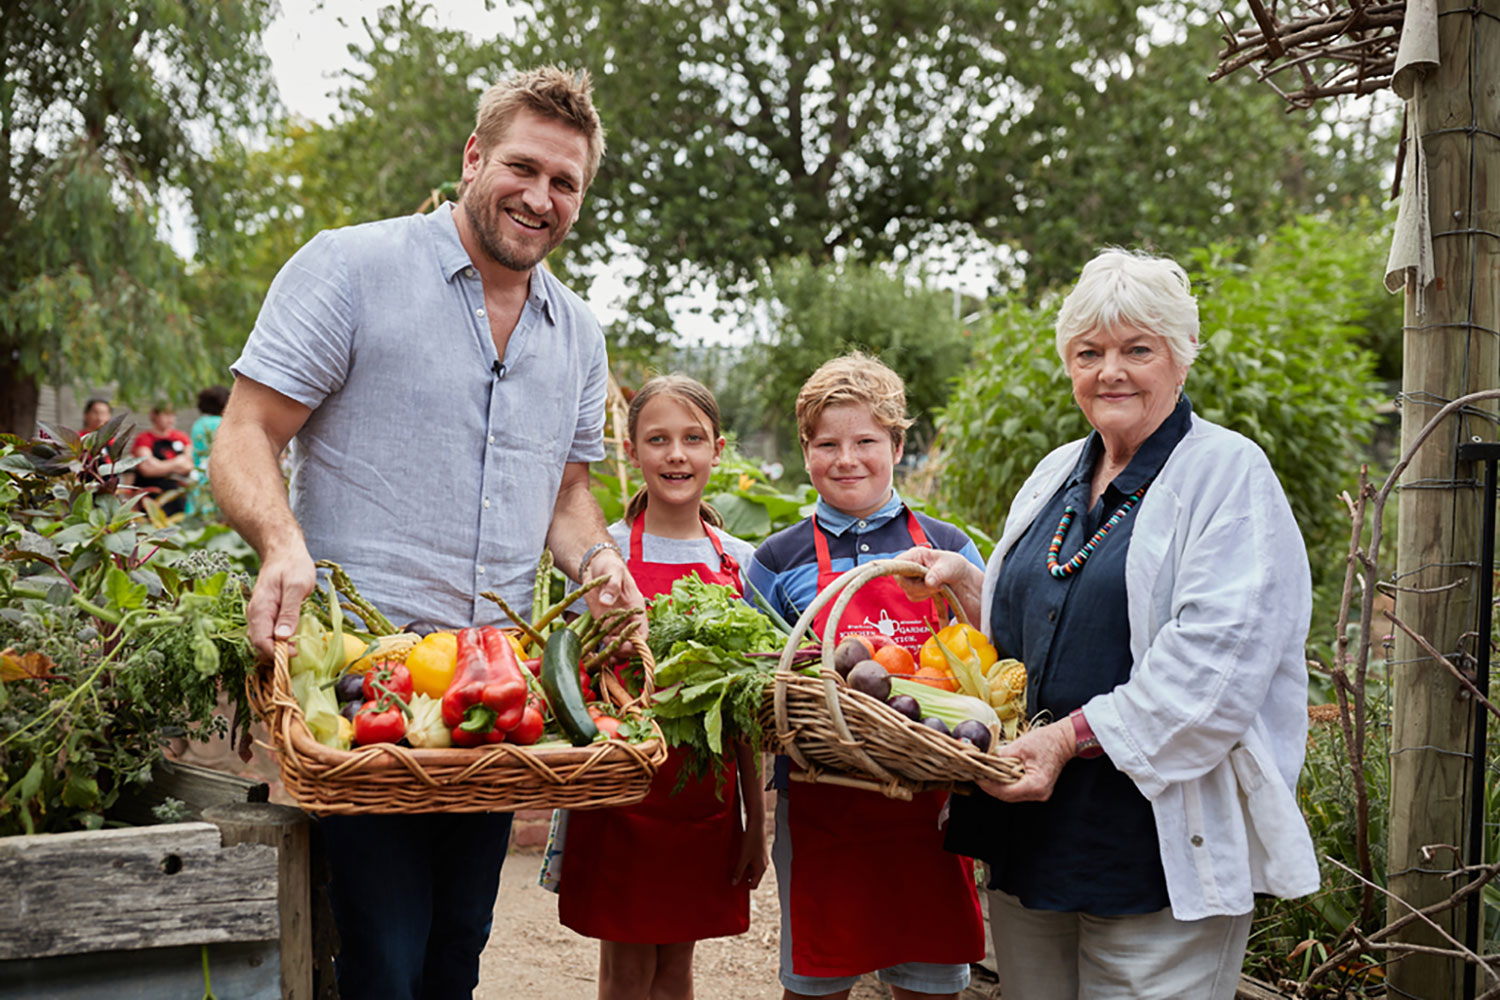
[
  {"xmin": 406, "ymin": 631, "xmax": 459, "ymax": 698},
  {"xmin": 920, "ymin": 623, "xmax": 998, "ymax": 675}
]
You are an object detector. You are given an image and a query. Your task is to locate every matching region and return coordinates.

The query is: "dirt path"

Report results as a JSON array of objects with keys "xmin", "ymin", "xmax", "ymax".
[{"xmin": 479, "ymin": 845, "xmax": 795, "ymax": 1000}]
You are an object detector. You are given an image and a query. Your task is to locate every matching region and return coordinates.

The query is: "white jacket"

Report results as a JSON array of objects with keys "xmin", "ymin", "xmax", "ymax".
[{"xmin": 980, "ymin": 414, "xmax": 1320, "ymax": 920}]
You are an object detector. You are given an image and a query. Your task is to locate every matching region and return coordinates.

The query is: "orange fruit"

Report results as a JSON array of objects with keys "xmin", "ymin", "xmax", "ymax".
[
  {"xmin": 911, "ymin": 664, "xmax": 958, "ymax": 692},
  {"xmin": 872, "ymin": 644, "xmax": 916, "ymax": 676}
]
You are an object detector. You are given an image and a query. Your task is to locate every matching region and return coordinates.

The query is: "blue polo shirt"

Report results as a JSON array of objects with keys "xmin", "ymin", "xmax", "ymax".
[
  {"xmin": 946, "ymin": 396, "xmax": 1193, "ymax": 915},
  {"xmin": 232, "ymin": 204, "xmax": 609, "ymax": 630}
]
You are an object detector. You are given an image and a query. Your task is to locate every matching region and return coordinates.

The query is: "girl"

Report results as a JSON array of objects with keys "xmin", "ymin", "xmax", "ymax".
[{"xmin": 558, "ymin": 374, "xmax": 768, "ymax": 1000}]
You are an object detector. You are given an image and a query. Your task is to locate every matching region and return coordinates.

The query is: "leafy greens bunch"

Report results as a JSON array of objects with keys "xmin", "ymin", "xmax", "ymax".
[
  {"xmin": 0, "ymin": 423, "xmax": 254, "ymax": 834},
  {"xmin": 645, "ymin": 573, "xmax": 793, "ymax": 776}
]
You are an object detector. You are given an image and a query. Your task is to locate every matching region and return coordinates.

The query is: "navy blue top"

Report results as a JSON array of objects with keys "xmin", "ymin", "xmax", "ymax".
[{"xmin": 945, "ymin": 396, "xmax": 1193, "ymax": 915}]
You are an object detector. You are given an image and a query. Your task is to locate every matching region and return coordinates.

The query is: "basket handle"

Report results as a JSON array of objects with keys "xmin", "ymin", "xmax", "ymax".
[{"xmin": 772, "ymin": 558, "xmax": 967, "ymax": 786}]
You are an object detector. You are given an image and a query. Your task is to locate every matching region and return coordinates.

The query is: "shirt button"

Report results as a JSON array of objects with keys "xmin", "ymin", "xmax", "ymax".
[
  {"xmin": 476, "ymin": 565, "xmax": 486, "ymax": 575},
  {"xmin": 1047, "ymin": 609, "xmax": 1057, "ymax": 622},
  {"xmin": 465, "ymin": 267, "xmax": 475, "ymax": 278},
  {"xmin": 860, "ymin": 543, "xmax": 870, "ymax": 552},
  {"xmin": 488, "ymin": 435, "xmax": 495, "ymax": 445},
  {"xmin": 1191, "ymin": 834, "xmax": 1204, "ymax": 847},
  {"xmin": 483, "ymin": 498, "xmax": 491, "ymax": 509},
  {"xmin": 858, "ymin": 519, "xmax": 867, "ymax": 528},
  {"xmin": 476, "ymin": 308, "xmax": 486, "ymax": 318}
]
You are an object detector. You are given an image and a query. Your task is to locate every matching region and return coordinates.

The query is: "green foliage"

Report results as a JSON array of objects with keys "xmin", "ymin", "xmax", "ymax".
[
  {"xmin": 0, "ymin": 0, "xmax": 276, "ymax": 433},
  {"xmin": 934, "ymin": 214, "xmax": 1387, "ymax": 612},
  {"xmin": 1246, "ymin": 710, "xmax": 1391, "ymax": 993},
  {"xmin": 0, "ymin": 427, "xmax": 254, "ymax": 834},
  {"xmin": 727, "ymin": 259, "xmax": 974, "ymax": 468},
  {"xmin": 501, "ymin": 0, "xmax": 1395, "ymax": 331}
]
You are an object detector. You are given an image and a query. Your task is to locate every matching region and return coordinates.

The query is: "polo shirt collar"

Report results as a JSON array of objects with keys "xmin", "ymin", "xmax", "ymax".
[
  {"xmin": 815, "ymin": 489, "xmax": 905, "ymax": 536},
  {"xmin": 430, "ymin": 204, "xmax": 557, "ymax": 324}
]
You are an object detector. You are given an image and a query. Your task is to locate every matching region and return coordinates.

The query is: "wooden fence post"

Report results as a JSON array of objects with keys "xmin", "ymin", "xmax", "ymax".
[
  {"xmin": 205, "ymin": 802, "xmax": 314, "ymax": 1000},
  {"xmin": 1388, "ymin": 1, "xmax": 1500, "ymax": 996}
]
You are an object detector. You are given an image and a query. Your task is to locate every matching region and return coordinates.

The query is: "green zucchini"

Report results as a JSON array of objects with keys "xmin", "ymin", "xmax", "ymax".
[{"xmin": 541, "ymin": 627, "xmax": 599, "ymax": 746}]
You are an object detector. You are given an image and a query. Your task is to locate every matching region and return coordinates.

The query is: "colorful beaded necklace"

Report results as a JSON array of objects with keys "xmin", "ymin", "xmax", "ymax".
[{"xmin": 1046, "ymin": 479, "xmax": 1153, "ymax": 579}]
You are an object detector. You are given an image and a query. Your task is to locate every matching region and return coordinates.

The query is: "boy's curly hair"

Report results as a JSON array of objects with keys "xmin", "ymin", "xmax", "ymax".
[{"xmin": 795, "ymin": 352, "xmax": 912, "ymax": 451}]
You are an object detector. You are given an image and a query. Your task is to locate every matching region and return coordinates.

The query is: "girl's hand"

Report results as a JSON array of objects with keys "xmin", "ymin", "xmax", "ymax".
[
  {"xmin": 732, "ymin": 828, "xmax": 768, "ymax": 889},
  {"xmin": 977, "ymin": 719, "xmax": 1076, "ymax": 803}
]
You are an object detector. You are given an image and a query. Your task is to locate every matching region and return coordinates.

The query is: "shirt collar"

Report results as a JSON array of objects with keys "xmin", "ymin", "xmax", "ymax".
[
  {"xmin": 431, "ymin": 204, "xmax": 557, "ymax": 324},
  {"xmin": 815, "ymin": 489, "xmax": 905, "ymax": 535},
  {"xmin": 1068, "ymin": 394, "xmax": 1194, "ymax": 494}
]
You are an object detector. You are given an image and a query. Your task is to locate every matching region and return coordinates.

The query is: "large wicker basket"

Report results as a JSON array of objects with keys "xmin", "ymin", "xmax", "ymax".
[
  {"xmin": 248, "ymin": 634, "xmax": 668, "ymax": 814},
  {"xmin": 764, "ymin": 558, "xmax": 1024, "ymax": 799}
]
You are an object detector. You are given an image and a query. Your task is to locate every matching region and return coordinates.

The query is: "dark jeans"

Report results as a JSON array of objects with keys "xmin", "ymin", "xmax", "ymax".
[{"xmin": 319, "ymin": 812, "xmax": 514, "ymax": 1000}]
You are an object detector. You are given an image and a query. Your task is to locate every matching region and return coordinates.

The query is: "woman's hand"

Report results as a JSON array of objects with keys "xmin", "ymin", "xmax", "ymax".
[
  {"xmin": 977, "ymin": 718, "xmax": 1077, "ymax": 802},
  {"xmin": 893, "ymin": 547, "xmax": 984, "ymax": 623}
]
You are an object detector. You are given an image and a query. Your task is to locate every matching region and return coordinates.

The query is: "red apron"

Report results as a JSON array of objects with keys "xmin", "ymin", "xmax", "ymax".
[
  {"xmin": 558, "ymin": 516, "xmax": 751, "ymax": 943},
  {"xmin": 783, "ymin": 509, "xmax": 984, "ymax": 977}
]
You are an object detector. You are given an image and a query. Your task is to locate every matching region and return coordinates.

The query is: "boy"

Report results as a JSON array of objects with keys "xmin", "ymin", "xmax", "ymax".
[{"xmin": 746, "ymin": 352, "xmax": 985, "ymax": 1000}]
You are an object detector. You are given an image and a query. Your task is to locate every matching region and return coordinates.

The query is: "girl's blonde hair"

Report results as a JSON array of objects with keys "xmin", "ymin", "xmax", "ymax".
[
  {"xmin": 624, "ymin": 374, "xmax": 726, "ymax": 528},
  {"xmin": 795, "ymin": 351, "xmax": 912, "ymax": 451}
]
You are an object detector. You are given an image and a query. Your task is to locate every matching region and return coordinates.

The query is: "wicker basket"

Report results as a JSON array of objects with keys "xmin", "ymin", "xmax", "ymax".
[
  {"xmin": 765, "ymin": 558, "xmax": 1024, "ymax": 799},
  {"xmin": 248, "ymin": 634, "xmax": 668, "ymax": 814}
]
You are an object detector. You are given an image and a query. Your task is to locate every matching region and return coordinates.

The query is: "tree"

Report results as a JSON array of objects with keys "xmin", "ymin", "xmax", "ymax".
[
  {"xmin": 0, "ymin": 1, "xmax": 276, "ymax": 435},
  {"xmin": 500, "ymin": 0, "xmax": 1394, "ymax": 335},
  {"xmin": 190, "ymin": 2, "xmax": 522, "ymax": 348},
  {"xmin": 710, "ymin": 258, "xmax": 973, "ymax": 470}
]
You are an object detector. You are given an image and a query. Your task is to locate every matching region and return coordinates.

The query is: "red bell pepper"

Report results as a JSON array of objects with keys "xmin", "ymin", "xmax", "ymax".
[{"xmin": 443, "ymin": 626, "xmax": 529, "ymax": 744}]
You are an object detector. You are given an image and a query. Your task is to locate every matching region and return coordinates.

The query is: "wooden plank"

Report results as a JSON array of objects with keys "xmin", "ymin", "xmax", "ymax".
[
  {"xmin": 108, "ymin": 758, "xmax": 269, "ymax": 827},
  {"xmin": 205, "ymin": 803, "xmax": 313, "ymax": 1000},
  {"xmin": 0, "ymin": 940, "xmax": 280, "ymax": 999},
  {"xmin": 0, "ymin": 822, "xmax": 278, "ymax": 960}
]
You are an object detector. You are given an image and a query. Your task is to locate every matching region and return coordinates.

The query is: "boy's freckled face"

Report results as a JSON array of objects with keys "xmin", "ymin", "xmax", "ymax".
[{"xmin": 803, "ymin": 403, "xmax": 901, "ymax": 520}]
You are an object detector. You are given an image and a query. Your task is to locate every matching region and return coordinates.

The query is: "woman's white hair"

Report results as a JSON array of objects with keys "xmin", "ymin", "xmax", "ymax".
[{"xmin": 1054, "ymin": 248, "xmax": 1200, "ymax": 368}]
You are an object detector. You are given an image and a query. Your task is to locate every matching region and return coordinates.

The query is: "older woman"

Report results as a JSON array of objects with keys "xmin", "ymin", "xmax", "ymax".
[{"xmin": 901, "ymin": 248, "xmax": 1318, "ymax": 999}]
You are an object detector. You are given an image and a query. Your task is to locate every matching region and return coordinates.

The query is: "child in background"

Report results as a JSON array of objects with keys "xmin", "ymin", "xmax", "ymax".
[
  {"xmin": 745, "ymin": 352, "xmax": 985, "ymax": 1000},
  {"xmin": 558, "ymin": 374, "xmax": 768, "ymax": 1000}
]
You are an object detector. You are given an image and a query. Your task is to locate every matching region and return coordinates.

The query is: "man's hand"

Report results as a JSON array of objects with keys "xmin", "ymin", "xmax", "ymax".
[
  {"xmin": 581, "ymin": 548, "xmax": 648, "ymax": 648},
  {"xmin": 246, "ymin": 544, "xmax": 317, "ymax": 659},
  {"xmin": 977, "ymin": 718, "xmax": 1077, "ymax": 803}
]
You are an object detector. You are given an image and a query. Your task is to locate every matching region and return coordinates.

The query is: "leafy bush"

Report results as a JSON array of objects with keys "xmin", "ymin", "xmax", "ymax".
[{"xmin": 932, "ymin": 214, "xmax": 1386, "ymax": 609}]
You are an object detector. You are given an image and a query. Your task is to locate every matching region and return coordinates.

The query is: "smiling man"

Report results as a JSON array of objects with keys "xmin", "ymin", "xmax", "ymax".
[{"xmin": 212, "ymin": 66, "xmax": 644, "ymax": 1000}]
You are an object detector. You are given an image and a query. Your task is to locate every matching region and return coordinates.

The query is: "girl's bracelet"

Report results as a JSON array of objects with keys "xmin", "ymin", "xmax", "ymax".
[{"xmin": 577, "ymin": 540, "xmax": 623, "ymax": 581}]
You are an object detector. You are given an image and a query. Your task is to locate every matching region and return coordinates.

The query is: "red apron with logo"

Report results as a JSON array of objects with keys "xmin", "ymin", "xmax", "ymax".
[
  {"xmin": 558, "ymin": 516, "xmax": 751, "ymax": 943},
  {"xmin": 782, "ymin": 509, "xmax": 984, "ymax": 977}
]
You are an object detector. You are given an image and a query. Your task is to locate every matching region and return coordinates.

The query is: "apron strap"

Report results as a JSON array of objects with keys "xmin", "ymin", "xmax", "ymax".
[
  {"xmin": 814, "ymin": 506, "xmax": 932, "ymax": 576},
  {"xmin": 633, "ymin": 512, "xmax": 741, "ymax": 579}
]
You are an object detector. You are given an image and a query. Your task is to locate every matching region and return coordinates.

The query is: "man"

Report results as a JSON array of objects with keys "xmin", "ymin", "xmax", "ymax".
[
  {"xmin": 130, "ymin": 402, "xmax": 194, "ymax": 515},
  {"xmin": 213, "ymin": 66, "xmax": 644, "ymax": 1000}
]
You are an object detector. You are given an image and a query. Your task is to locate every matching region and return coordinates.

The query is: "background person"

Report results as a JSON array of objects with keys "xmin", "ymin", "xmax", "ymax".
[
  {"xmin": 212, "ymin": 66, "xmax": 644, "ymax": 1000},
  {"xmin": 745, "ymin": 353, "xmax": 985, "ymax": 1000},
  {"xmin": 899, "ymin": 248, "xmax": 1318, "ymax": 1000},
  {"xmin": 81, "ymin": 398, "xmax": 112, "ymax": 433},
  {"xmin": 130, "ymin": 401, "xmax": 194, "ymax": 515},
  {"xmin": 186, "ymin": 384, "xmax": 229, "ymax": 516},
  {"xmin": 558, "ymin": 374, "xmax": 767, "ymax": 1000}
]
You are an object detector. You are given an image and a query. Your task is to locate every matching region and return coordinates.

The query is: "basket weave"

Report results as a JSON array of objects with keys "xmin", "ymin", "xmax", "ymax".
[
  {"xmin": 765, "ymin": 558, "xmax": 1024, "ymax": 799},
  {"xmin": 248, "ymin": 634, "xmax": 668, "ymax": 814}
]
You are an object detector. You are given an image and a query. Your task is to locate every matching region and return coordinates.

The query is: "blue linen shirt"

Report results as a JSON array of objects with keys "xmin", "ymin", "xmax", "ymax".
[
  {"xmin": 231, "ymin": 204, "xmax": 609, "ymax": 630},
  {"xmin": 948, "ymin": 397, "xmax": 1192, "ymax": 915}
]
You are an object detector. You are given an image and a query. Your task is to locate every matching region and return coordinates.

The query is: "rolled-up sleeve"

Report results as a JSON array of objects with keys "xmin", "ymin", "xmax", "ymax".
[{"xmin": 231, "ymin": 231, "xmax": 355, "ymax": 408}]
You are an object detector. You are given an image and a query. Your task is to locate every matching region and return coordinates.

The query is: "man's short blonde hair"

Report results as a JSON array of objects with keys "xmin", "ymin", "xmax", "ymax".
[
  {"xmin": 471, "ymin": 65, "xmax": 606, "ymax": 188},
  {"xmin": 796, "ymin": 352, "xmax": 913, "ymax": 451}
]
